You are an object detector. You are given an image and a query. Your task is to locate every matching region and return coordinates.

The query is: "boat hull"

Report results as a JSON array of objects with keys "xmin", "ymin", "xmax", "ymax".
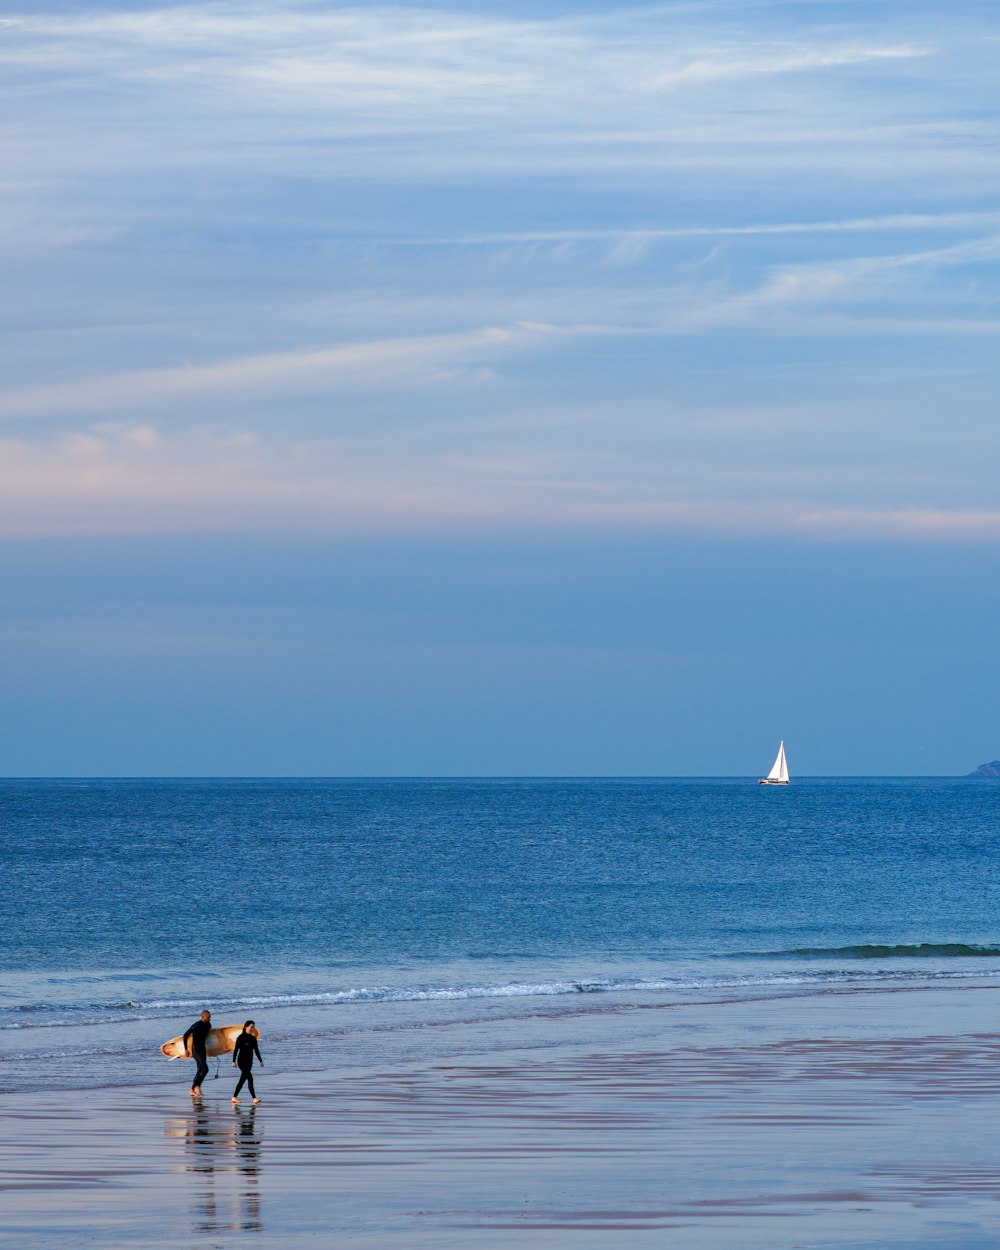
[{"xmin": 757, "ymin": 778, "xmax": 789, "ymax": 785}]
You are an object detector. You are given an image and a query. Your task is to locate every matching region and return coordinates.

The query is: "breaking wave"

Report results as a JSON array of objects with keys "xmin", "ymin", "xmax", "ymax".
[{"xmin": 780, "ymin": 943, "xmax": 1000, "ymax": 959}]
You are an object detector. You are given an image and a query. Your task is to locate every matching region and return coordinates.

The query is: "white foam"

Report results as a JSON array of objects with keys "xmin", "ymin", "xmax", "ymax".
[{"xmin": 4, "ymin": 965, "xmax": 999, "ymax": 1032}]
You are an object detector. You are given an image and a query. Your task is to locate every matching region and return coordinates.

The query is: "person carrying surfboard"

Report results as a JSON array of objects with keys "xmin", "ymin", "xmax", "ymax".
[
  {"xmin": 231, "ymin": 1020, "xmax": 264, "ymax": 1105},
  {"xmin": 183, "ymin": 1010, "xmax": 213, "ymax": 1097}
]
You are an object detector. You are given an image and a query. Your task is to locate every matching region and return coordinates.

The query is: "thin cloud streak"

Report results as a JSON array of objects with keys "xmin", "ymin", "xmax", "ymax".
[
  {"xmin": 654, "ymin": 233, "xmax": 1000, "ymax": 330},
  {"xmin": 648, "ymin": 42, "xmax": 925, "ymax": 86},
  {"xmin": 0, "ymin": 323, "xmax": 593, "ymax": 419},
  {"xmin": 434, "ymin": 212, "xmax": 1000, "ymax": 248}
]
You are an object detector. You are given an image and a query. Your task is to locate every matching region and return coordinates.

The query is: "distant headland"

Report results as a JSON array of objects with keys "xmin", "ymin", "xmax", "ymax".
[{"xmin": 968, "ymin": 761, "xmax": 1000, "ymax": 777}]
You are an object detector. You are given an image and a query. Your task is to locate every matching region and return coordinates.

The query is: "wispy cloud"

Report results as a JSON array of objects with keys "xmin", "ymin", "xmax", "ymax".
[
  {"xmin": 433, "ymin": 212, "xmax": 1000, "ymax": 249},
  {"xmin": 654, "ymin": 232, "xmax": 1000, "ymax": 330},
  {"xmin": 648, "ymin": 42, "xmax": 926, "ymax": 87},
  {"xmin": 2, "ymin": 3, "xmax": 999, "ymax": 544},
  {"xmin": 0, "ymin": 323, "xmax": 592, "ymax": 419},
  {"xmin": 7, "ymin": 220, "xmax": 996, "ymax": 424},
  {"xmin": 794, "ymin": 507, "xmax": 1000, "ymax": 541},
  {"xmin": 0, "ymin": 5, "xmax": 950, "ymax": 185}
]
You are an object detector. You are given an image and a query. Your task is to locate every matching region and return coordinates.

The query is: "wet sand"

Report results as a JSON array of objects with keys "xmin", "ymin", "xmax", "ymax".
[{"xmin": 4, "ymin": 984, "xmax": 1000, "ymax": 1248}]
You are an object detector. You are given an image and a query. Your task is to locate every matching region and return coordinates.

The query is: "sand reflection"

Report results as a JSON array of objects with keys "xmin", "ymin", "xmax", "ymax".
[{"xmin": 164, "ymin": 1102, "xmax": 263, "ymax": 1233}]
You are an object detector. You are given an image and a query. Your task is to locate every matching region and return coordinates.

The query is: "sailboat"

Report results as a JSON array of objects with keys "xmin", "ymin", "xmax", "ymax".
[{"xmin": 758, "ymin": 740, "xmax": 790, "ymax": 785}]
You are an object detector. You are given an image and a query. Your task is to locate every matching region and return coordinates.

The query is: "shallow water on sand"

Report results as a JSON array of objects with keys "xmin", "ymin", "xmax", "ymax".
[{"xmin": 5, "ymin": 983, "xmax": 1000, "ymax": 1249}]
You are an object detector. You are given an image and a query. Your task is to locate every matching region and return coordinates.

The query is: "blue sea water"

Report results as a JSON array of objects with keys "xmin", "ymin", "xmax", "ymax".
[{"xmin": 2, "ymin": 777, "xmax": 1000, "ymax": 1092}]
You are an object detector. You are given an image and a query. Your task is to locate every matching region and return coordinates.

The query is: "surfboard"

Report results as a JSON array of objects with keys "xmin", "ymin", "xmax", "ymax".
[{"xmin": 160, "ymin": 1023, "xmax": 260, "ymax": 1060}]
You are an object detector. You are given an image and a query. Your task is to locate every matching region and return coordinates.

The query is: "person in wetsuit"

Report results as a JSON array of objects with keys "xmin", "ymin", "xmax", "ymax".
[
  {"xmin": 183, "ymin": 1010, "xmax": 212, "ymax": 1097},
  {"xmin": 231, "ymin": 1020, "xmax": 264, "ymax": 1104}
]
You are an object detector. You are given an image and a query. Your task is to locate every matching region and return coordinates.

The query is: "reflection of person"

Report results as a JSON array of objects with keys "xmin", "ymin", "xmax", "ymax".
[
  {"xmin": 231, "ymin": 1020, "xmax": 264, "ymax": 1104},
  {"xmin": 234, "ymin": 1106, "xmax": 263, "ymax": 1230},
  {"xmin": 183, "ymin": 1010, "xmax": 213, "ymax": 1097}
]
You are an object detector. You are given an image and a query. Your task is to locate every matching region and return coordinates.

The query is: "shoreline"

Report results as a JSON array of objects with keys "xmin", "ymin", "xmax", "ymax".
[{"xmin": 7, "ymin": 968, "xmax": 1000, "ymax": 1097}]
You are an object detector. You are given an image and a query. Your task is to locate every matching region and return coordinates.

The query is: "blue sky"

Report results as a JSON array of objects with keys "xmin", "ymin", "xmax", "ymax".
[{"xmin": 1, "ymin": 0, "xmax": 999, "ymax": 774}]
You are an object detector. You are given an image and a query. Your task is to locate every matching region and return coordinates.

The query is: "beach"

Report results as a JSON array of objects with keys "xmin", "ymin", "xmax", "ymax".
[
  {"xmin": 6, "ymin": 777, "xmax": 1000, "ymax": 1247},
  {"xmin": 5, "ymin": 980, "xmax": 1000, "ymax": 1249}
]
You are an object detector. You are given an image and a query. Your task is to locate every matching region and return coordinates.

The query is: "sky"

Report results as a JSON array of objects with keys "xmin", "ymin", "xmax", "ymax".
[{"xmin": 1, "ymin": 0, "xmax": 999, "ymax": 775}]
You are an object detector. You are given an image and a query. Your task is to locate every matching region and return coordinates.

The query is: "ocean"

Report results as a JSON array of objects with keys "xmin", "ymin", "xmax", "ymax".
[{"xmin": 4, "ymin": 776, "xmax": 1000, "ymax": 1097}]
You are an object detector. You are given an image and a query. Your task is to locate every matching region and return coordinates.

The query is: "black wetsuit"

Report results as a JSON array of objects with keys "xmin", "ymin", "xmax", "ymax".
[
  {"xmin": 232, "ymin": 1031, "xmax": 263, "ymax": 1100},
  {"xmin": 183, "ymin": 1018, "xmax": 212, "ymax": 1090}
]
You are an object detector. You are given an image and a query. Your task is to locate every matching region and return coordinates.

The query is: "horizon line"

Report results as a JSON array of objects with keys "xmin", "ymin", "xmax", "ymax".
[{"xmin": 0, "ymin": 774, "xmax": 989, "ymax": 782}]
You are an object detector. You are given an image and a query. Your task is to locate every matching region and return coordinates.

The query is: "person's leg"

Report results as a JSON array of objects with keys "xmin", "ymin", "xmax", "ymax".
[
  {"xmin": 233, "ymin": 1071, "xmax": 248, "ymax": 1100},
  {"xmin": 245, "ymin": 1071, "xmax": 256, "ymax": 1100},
  {"xmin": 192, "ymin": 1055, "xmax": 209, "ymax": 1092}
]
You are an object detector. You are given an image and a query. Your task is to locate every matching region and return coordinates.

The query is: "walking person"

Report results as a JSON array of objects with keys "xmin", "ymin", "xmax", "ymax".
[
  {"xmin": 231, "ymin": 1020, "xmax": 264, "ymax": 1105},
  {"xmin": 183, "ymin": 1009, "xmax": 213, "ymax": 1098}
]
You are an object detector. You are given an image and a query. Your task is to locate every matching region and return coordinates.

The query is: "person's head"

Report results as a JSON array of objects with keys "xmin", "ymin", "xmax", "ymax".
[
  {"xmin": 243, "ymin": 1019, "xmax": 255, "ymax": 1033},
  {"xmin": 201, "ymin": 1010, "xmax": 211, "ymax": 1022}
]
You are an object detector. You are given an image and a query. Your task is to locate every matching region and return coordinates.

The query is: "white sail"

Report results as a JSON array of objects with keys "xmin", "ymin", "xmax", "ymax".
[{"xmin": 760, "ymin": 740, "xmax": 790, "ymax": 784}]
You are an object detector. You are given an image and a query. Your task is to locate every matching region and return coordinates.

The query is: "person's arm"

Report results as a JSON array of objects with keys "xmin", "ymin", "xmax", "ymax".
[
  {"xmin": 182, "ymin": 1023, "xmax": 194, "ymax": 1056},
  {"xmin": 253, "ymin": 1038, "xmax": 263, "ymax": 1066}
]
